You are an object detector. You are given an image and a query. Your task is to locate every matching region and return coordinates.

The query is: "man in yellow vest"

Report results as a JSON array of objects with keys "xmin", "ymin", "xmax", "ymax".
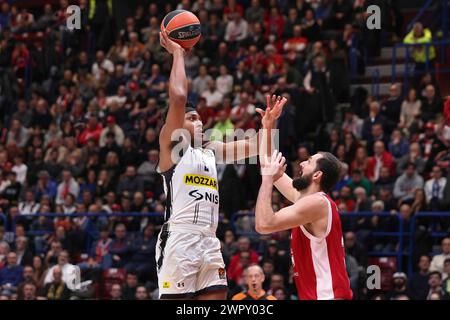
[
  {"xmin": 88, "ymin": 0, "xmax": 114, "ymax": 51},
  {"xmin": 403, "ymin": 22, "xmax": 436, "ymax": 74}
]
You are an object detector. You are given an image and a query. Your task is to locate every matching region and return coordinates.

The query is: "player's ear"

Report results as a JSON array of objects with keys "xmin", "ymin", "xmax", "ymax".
[{"xmin": 313, "ymin": 170, "xmax": 323, "ymax": 181}]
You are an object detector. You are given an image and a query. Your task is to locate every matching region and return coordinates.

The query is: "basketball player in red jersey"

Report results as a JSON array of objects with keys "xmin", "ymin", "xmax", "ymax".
[{"xmin": 255, "ymin": 151, "xmax": 353, "ymax": 300}]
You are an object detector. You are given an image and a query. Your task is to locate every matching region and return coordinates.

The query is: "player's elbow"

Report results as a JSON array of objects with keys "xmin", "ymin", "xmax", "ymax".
[{"xmin": 255, "ymin": 218, "xmax": 273, "ymax": 235}]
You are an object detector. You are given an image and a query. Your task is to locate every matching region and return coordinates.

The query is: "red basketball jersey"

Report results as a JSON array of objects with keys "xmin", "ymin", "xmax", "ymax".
[{"xmin": 290, "ymin": 192, "xmax": 353, "ymax": 300}]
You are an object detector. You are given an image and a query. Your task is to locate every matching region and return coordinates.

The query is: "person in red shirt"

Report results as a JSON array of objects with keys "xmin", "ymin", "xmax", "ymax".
[
  {"xmin": 263, "ymin": 7, "xmax": 285, "ymax": 39},
  {"xmin": 78, "ymin": 115, "xmax": 103, "ymax": 146},
  {"xmin": 11, "ymin": 42, "xmax": 30, "ymax": 80},
  {"xmin": 365, "ymin": 141, "xmax": 396, "ymax": 182},
  {"xmin": 227, "ymin": 236, "xmax": 259, "ymax": 273},
  {"xmin": 223, "ymin": 0, "xmax": 244, "ymax": 21},
  {"xmin": 283, "ymin": 25, "xmax": 308, "ymax": 53},
  {"xmin": 335, "ymin": 185, "xmax": 355, "ymax": 212},
  {"xmin": 196, "ymin": 97, "xmax": 216, "ymax": 130}
]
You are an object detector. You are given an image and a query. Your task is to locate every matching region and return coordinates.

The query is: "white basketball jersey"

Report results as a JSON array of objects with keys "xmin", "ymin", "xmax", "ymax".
[{"xmin": 160, "ymin": 144, "xmax": 219, "ymax": 233}]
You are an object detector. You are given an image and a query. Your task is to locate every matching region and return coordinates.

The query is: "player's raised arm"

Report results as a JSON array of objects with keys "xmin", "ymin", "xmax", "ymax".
[
  {"xmin": 158, "ymin": 30, "xmax": 188, "ymax": 172},
  {"xmin": 205, "ymin": 95, "xmax": 287, "ymax": 163},
  {"xmin": 255, "ymin": 151, "xmax": 327, "ymax": 234}
]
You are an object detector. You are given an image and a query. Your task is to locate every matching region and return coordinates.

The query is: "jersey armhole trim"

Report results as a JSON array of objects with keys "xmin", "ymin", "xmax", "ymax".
[{"xmin": 299, "ymin": 192, "xmax": 333, "ymax": 243}]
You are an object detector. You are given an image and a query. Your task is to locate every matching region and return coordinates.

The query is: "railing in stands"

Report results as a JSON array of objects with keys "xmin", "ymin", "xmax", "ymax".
[
  {"xmin": 0, "ymin": 213, "xmax": 6, "ymax": 228},
  {"xmin": 408, "ymin": 212, "xmax": 450, "ymax": 276},
  {"xmin": 406, "ymin": 0, "xmax": 449, "ymax": 38},
  {"xmin": 370, "ymin": 69, "xmax": 380, "ymax": 101},
  {"xmin": 391, "ymin": 40, "xmax": 450, "ymax": 95},
  {"xmin": 13, "ymin": 212, "xmax": 164, "ymax": 254},
  {"xmin": 232, "ymin": 211, "xmax": 407, "ymax": 271},
  {"xmin": 10, "ymin": 211, "xmax": 450, "ymax": 278}
]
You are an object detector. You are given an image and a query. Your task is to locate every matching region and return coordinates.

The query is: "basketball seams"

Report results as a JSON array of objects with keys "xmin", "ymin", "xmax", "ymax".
[{"xmin": 164, "ymin": 11, "xmax": 194, "ymax": 33}]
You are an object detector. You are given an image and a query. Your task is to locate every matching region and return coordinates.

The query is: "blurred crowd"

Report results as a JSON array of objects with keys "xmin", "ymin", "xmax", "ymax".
[{"xmin": 0, "ymin": 0, "xmax": 449, "ymax": 300}]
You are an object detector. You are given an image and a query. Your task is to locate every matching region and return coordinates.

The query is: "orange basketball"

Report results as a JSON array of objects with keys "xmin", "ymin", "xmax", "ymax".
[{"xmin": 160, "ymin": 10, "xmax": 201, "ymax": 49}]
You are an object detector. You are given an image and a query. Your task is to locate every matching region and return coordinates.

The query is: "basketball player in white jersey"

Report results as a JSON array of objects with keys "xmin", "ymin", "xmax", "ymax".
[{"xmin": 156, "ymin": 30, "xmax": 287, "ymax": 300}]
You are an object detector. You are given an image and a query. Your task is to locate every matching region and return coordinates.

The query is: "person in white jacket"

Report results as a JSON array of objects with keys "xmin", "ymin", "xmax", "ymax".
[{"xmin": 430, "ymin": 237, "xmax": 450, "ymax": 279}]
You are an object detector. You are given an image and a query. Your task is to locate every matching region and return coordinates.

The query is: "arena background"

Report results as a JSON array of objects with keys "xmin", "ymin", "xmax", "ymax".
[{"xmin": 0, "ymin": 0, "xmax": 449, "ymax": 300}]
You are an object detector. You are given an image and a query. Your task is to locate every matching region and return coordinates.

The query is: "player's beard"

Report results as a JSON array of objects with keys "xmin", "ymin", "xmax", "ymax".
[{"xmin": 292, "ymin": 171, "xmax": 314, "ymax": 191}]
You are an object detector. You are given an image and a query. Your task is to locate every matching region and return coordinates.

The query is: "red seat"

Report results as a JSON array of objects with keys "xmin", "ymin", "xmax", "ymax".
[
  {"xmin": 368, "ymin": 257, "xmax": 397, "ymax": 292},
  {"xmin": 101, "ymin": 268, "xmax": 126, "ymax": 299}
]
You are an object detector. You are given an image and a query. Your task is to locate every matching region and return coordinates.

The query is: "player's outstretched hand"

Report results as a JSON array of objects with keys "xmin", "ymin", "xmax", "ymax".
[
  {"xmin": 261, "ymin": 150, "xmax": 287, "ymax": 180},
  {"xmin": 159, "ymin": 30, "xmax": 184, "ymax": 55},
  {"xmin": 255, "ymin": 95, "xmax": 288, "ymax": 129}
]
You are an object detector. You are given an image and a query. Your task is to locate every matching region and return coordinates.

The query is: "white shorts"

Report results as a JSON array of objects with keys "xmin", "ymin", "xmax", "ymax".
[{"xmin": 155, "ymin": 224, "xmax": 228, "ymax": 299}]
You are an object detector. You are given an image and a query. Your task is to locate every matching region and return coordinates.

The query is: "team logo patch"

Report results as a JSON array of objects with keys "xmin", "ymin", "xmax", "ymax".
[
  {"xmin": 163, "ymin": 281, "xmax": 171, "ymax": 288},
  {"xmin": 218, "ymin": 268, "xmax": 226, "ymax": 279},
  {"xmin": 184, "ymin": 174, "xmax": 218, "ymax": 190}
]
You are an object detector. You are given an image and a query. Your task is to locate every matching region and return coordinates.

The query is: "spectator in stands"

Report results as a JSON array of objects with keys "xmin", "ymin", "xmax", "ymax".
[
  {"xmin": 353, "ymin": 187, "xmax": 372, "ymax": 212},
  {"xmin": 342, "ymin": 108, "xmax": 363, "ymax": 139},
  {"xmin": 388, "ymin": 129, "xmax": 409, "ymax": 159},
  {"xmin": 382, "ymin": 84, "xmax": 402, "ymax": 131},
  {"xmin": 344, "ymin": 231, "xmax": 367, "ymax": 267},
  {"xmin": 348, "ymin": 168, "xmax": 373, "ymax": 195},
  {"xmin": 43, "ymin": 250, "xmax": 76, "ymax": 286},
  {"xmin": 80, "ymin": 226, "xmax": 112, "ymax": 271},
  {"xmin": 424, "ymin": 166, "xmax": 447, "ymax": 211},
  {"xmin": 403, "ymin": 23, "xmax": 435, "ymax": 79},
  {"xmin": 109, "ymin": 223, "xmax": 131, "ymax": 268},
  {"xmin": 442, "ymin": 258, "xmax": 450, "ymax": 299},
  {"xmin": 202, "ymin": 79, "xmax": 224, "ymax": 109},
  {"xmin": 365, "ymin": 141, "xmax": 395, "ymax": 182},
  {"xmin": 393, "ymin": 162, "xmax": 424, "ymax": 203},
  {"xmin": 55, "ymin": 170, "xmax": 80, "ymax": 206},
  {"xmin": 399, "ymin": 88, "xmax": 422, "ymax": 132},
  {"xmin": 1, "ymin": 172, "xmax": 21, "ymax": 206},
  {"xmin": 409, "ymin": 255, "xmax": 431, "ymax": 300},
  {"xmin": 15, "ymin": 236, "xmax": 32, "ymax": 267},
  {"xmin": 362, "ymin": 101, "xmax": 387, "ymax": 141},
  {"xmin": 116, "ymin": 166, "xmax": 143, "ymax": 195},
  {"xmin": 386, "ymin": 272, "xmax": 411, "ymax": 300},
  {"xmin": 0, "ymin": 252, "xmax": 23, "ymax": 292},
  {"xmin": 224, "ymin": 11, "xmax": 249, "ymax": 45},
  {"xmin": 267, "ymin": 274, "xmax": 285, "ymax": 296},
  {"xmin": 92, "ymin": 51, "xmax": 114, "ymax": 80},
  {"xmin": 121, "ymin": 271, "xmax": 139, "ymax": 300},
  {"xmin": 135, "ymin": 285, "xmax": 150, "ymax": 300},
  {"xmin": 125, "ymin": 224, "xmax": 156, "ymax": 281},
  {"xmin": 41, "ymin": 265, "xmax": 71, "ymax": 300},
  {"xmin": 21, "ymin": 282, "xmax": 37, "ymax": 300},
  {"xmin": 427, "ymin": 271, "xmax": 444, "ymax": 300},
  {"xmin": 421, "ymin": 85, "xmax": 443, "ymax": 123},
  {"xmin": 99, "ymin": 116, "xmax": 125, "ymax": 148},
  {"xmin": 110, "ymin": 283, "xmax": 122, "ymax": 300},
  {"xmin": 397, "ymin": 142, "xmax": 426, "ymax": 176},
  {"xmin": 430, "ymin": 237, "xmax": 450, "ymax": 277}
]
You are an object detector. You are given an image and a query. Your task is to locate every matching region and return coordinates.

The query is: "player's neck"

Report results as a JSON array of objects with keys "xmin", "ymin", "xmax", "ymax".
[{"xmin": 299, "ymin": 185, "xmax": 322, "ymax": 198}]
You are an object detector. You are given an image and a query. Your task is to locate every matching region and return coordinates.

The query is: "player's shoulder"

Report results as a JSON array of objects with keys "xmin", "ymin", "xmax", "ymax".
[{"xmin": 231, "ymin": 292, "xmax": 247, "ymax": 300}]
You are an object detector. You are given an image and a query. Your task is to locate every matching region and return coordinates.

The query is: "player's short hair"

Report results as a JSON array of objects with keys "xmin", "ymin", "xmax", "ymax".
[
  {"xmin": 316, "ymin": 152, "xmax": 341, "ymax": 194},
  {"xmin": 163, "ymin": 101, "xmax": 196, "ymax": 121}
]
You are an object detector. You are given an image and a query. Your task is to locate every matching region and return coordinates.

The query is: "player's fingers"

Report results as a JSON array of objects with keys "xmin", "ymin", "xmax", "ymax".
[
  {"xmin": 271, "ymin": 149, "xmax": 278, "ymax": 162},
  {"xmin": 282, "ymin": 164, "xmax": 287, "ymax": 172},
  {"xmin": 271, "ymin": 95, "xmax": 277, "ymax": 107},
  {"xmin": 280, "ymin": 156, "xmax": 286, "ymax": 167},
  {"xmin": 264, "ymin": 154, "xmax": 269, "ymax": 165},
  {"xmin": 275, "ymin": 151, "xmax": 283, "ymax": 164},
  {"xmin": 266, "ymin": 95, "xmax": 271, "ymax": 109},
  {"xmin": 255, "ymin": 108, "xmax": 265, "ymax": 117}
]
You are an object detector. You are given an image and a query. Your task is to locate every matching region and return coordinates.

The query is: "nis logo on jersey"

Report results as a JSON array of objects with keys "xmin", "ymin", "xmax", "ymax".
[{"xmin": 184, "ymin": 174, "xmax": 218, "ymax": 190}]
